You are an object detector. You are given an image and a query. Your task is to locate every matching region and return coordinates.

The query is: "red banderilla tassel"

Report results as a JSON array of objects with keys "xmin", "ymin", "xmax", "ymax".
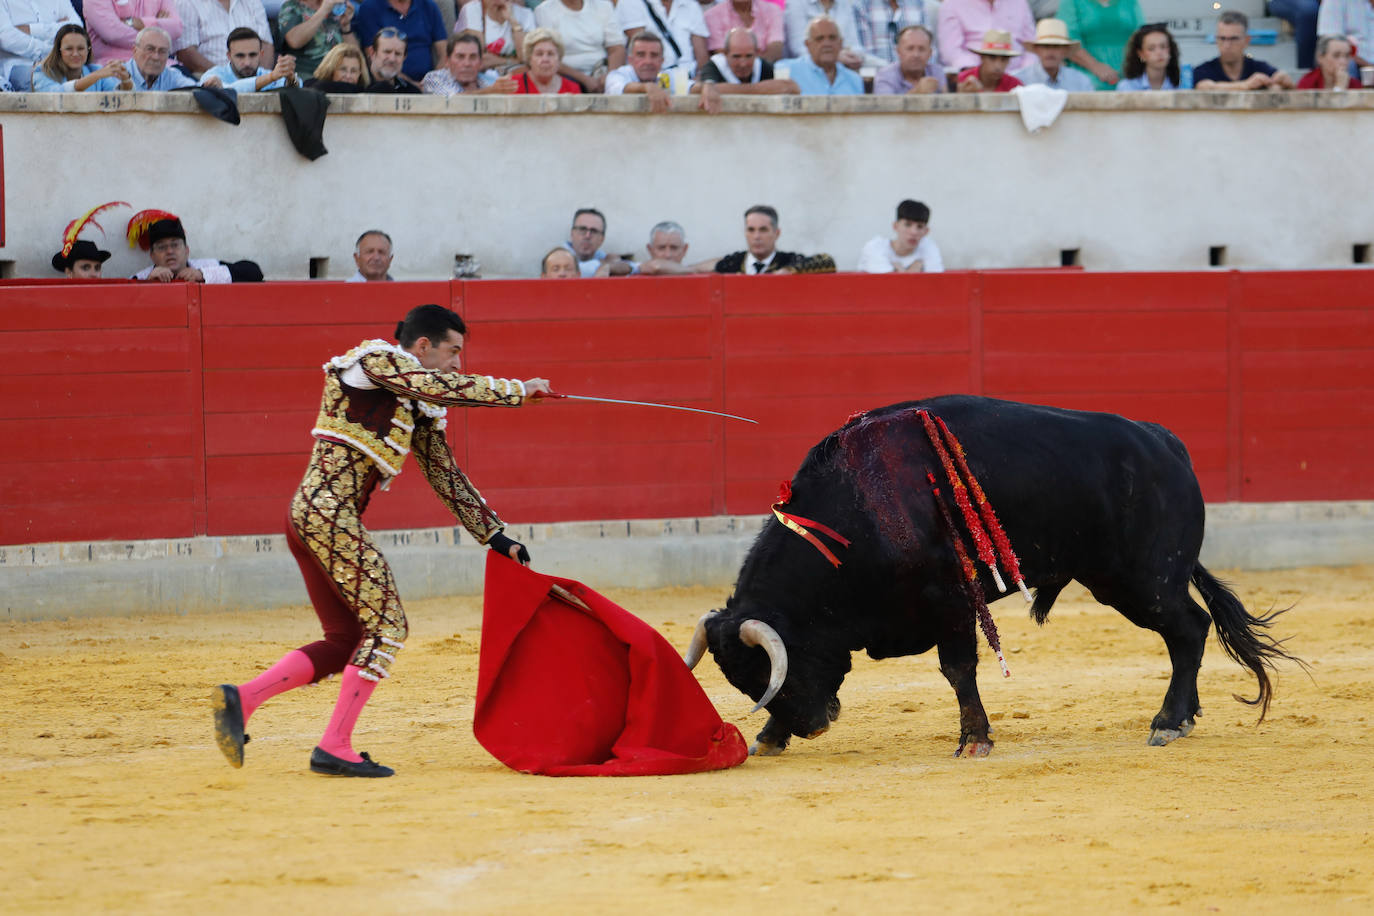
[
  {"xmin": 935, "ymin": 416, "xmax": 1031, "ymax": 603},
  {"xmin": 918, "ymin": 410, "xmax": 1004, "ymax": 593},
  {"xmin": 773, "ymin": 480, "xmax": 851, "ymax": 568},
  {"xmin": 928, "ymin": 473, "xmax": 1009, "ymax": 677}
]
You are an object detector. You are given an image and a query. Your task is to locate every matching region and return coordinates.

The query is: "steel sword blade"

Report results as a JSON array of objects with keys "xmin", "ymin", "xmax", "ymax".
[{"xmin": 546, "ymin": 393, "xmax": 758, "ymax": 424}]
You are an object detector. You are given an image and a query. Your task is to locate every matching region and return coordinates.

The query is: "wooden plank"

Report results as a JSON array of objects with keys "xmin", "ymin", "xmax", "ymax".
[
  {"xmin": 204, "ymin": 411, "xmax": 316, "ymax": 456},
  {"xmin": 0, "ymin": 328, "xmax": 190, "ymax": 375},
  {"xmin": 1240, "ymin": 388, "xmax": 1374, "ymax": 430},
  {"xmin": 720, "ymin": 272, "xmax": 974, "ymax": 316},
  {"xmin": 5, "ymin": 372, "xmax": 194, "ymax": 420},
  {"xmin": 1235, "ymin": 270, "xmax": 1374, "ymax": 312},
  {"xmin": 984, "ymin": 311, "xmax": 1228, "ymax": 353},
  {"xmin": 202, "ymin": 325, "xmax": 397, "ymax": 370},
  {"xmin": 981, "ymin": 271, "xmax": 1230, "ymax": 313},
  {"xmin": 1237, "ymin": 309, "xmax": 1374, "ymax": 350},
  {"xmin": 0, "ymin": 415, "xmax": 192, "ymax": 462},
  {"xmin": 200, "ymin": 281, "xmax": 452, "ymax": 326},
  {"xmin": 724, "ymin": 309, "xmax": 970, "ymax": 357},
  {"xmin": 726, "ymin": 352, "xmax": 974, "ymax": 398},
  {"xmin": 464, "ymin": 276, "xmax": 715, "ymax": 322},
  {"xmin": 1240, "ymin": 350, "xmax": 1374, "ymax": 392},
  {"xmin": 203, "ymin": 368, "xmax": 323, "ymax": 413},
  {"xmin": 984, "ymin": 351, "xmax": 1228, "ymax": 393},
  {"xmin": 476, "ymin": 484, "xmax": 715, "ymax": 524},
  {"xmin": 1, "ymin": 501, "xmax": 195, "ymax": 545},
  {"xmin": 0, "ymin": 283, "xmax": 190, "ymax": 331},
  {"xmin": 472, "ymin": 316, "xmax": 716, "ymax": 363},
  {"xmin": 467, "ymin": 441, "xmax": 718, "ymax": 489},
  {"xmin": 0, "ymin": 457, "xmax": 194, "ymax": 504}
]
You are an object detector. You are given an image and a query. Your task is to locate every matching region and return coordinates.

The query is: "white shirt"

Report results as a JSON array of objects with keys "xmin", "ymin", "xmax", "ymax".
[
  {"xmin": 455, "ymin": 0, "xmax": 534, "ymax": 58},
  {"xmin": 782, "ymin": 0, "xmax": 863, "ymax": 60},
  {"xmin": 134, "ymin": 257, "xmax": 233, "ymax": 283},
  {"xmin": 747, "ymin": 252, "xmax": 776, "ymax": 273},
  {"xmin": 533, "ymin": 0, "xmax": 624, "ymax": 73},
  {"xmin": 0, "ymin": 0, "xmax": 81, "ymax": 80},
  {"xmin": 173, "ymin": 0, "xmax": 271, "ymax": 66},
  {"xmin": 615, "ymin": 0, "xmax": 707, "ymax": 73},
  {"xmin": 856, "ymin": 234, "xmax": 943, "ymax": 273},
  {"xmin": 604, "ymin": 61, "xmax": 690, "ymax": 93}
]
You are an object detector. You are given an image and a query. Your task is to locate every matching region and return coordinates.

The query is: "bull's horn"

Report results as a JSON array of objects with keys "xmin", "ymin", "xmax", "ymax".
[
  {"xmin": 739, "ymin": 619, "xmax": 788, "ymax": 714},
  {"xmin": 682, "ymin": 611, "xmax": 717, "ymax": 670}
]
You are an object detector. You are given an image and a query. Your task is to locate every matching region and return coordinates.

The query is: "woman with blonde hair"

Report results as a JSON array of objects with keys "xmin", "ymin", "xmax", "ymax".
[
  {"xmin": 512, "ymin": 28, "xmax": 584, "ymax": 93},
  {"xmin": 306, "ymin": 42, "xmax": 371, "ymax": 91},
  {"xmin": 32, "ymin": 24, "xmax": 132, "ymax": 92}
]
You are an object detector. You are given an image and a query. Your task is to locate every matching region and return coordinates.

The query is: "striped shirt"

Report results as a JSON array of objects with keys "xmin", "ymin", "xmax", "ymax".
[{"xmin": 173, "ymin": 0, "xmax": 271, "ymax": 67}]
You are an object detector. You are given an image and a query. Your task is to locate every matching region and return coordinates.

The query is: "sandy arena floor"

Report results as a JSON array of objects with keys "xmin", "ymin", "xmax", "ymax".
[{"xmin": 2, "ymin": 565, "xmax": 1371, "ymax": 914}]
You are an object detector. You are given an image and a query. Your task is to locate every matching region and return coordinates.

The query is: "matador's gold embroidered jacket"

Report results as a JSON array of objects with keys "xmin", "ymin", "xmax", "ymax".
[{"xmin": 310, "ymin": 339, "xmax": 525, "ymax": 543}]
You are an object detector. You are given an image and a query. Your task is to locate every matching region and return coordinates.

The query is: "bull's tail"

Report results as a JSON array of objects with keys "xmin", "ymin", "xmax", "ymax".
[{"xmin": 1192, "ymin": 563, "xmax": 1302, "ymax": 722}]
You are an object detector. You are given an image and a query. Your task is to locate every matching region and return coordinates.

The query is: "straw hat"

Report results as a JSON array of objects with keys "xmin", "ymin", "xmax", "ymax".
[
  {"xmin": 974, "ymin": 29, "xmax": 1020, "ymax": 57},
  {"xmin": 1025, "ymin": 18, "xmax": 1079, "ymax": 47}
]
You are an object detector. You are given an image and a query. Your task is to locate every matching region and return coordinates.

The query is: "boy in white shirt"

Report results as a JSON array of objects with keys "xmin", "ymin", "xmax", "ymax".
[{"xmin": 857, "ymin": 198, "xmax": 944, "ymax": 273}]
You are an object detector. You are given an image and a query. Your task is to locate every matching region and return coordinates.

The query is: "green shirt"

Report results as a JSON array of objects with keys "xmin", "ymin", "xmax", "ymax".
[
  {"xmin": 1059, "ymin": 0, "xmax": 1142, "ymax": 91},
  {"xmin": 279, "ymin": 0, "xmax": 348, "ymax": 80}
]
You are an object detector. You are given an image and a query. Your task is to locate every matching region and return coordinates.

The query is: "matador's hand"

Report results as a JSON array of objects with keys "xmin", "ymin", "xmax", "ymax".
[{"xmin": 487, "ymin": 531, "xmax": 531, "ymax": 565}]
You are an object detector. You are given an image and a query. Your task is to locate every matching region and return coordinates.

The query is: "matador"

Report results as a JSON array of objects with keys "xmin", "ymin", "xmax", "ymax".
[{"xmin": 212, "ymin": 304, "xmax": 551, "ymax": 777}]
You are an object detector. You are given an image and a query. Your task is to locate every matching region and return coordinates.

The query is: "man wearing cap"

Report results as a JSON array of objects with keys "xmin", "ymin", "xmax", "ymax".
[
  {"xmin": 52, "ymin": 239, "xmax": 111, "ymax": 279},
  {"xmin": 132, "ymin": 217, "xmax": 262, "ymax": 283},
  {"xmin": 937, "ymin": 0, "xmax": 1033, "ymax": 71},
  {"xmin": 1012, "ymin": 18, "xmax": 1092, "ymax": 90},
  {"xmin": 955, "ymin": 28, "xmax": 1023, "ymax": 91},
  {"xmin": 873, "ymin": 24, "xmax": 943, "ymax": 93},
  {"xmin": 775, "ymin": 15, "xmax": 864, "ymax": 94}
]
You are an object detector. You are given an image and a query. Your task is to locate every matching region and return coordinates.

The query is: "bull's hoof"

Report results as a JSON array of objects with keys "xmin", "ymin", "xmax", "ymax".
[
  {"xmin": 955, "ymin": 739, "xmax": 993, "ymax": 758},
  {"xmin": 749, "ymin": 740, "xmax": 786, "ymax": 757},
  {"xmin": 1147, "ymin": 718, "xmax": 1195, "ymax": 746}
]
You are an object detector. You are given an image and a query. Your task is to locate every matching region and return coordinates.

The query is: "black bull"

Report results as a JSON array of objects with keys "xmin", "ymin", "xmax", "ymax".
[{"xmin": 685, "ymin": 396, "xmax": 1297, "ymax": 757}]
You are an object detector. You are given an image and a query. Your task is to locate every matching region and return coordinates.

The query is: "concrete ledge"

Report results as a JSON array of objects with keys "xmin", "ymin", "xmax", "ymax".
[
  {"xmin": 3, "ymin": 88, "xmax": 1373, "ymax": 116},
  {"xmin": 4, "ymin": 502, "xmax": 1370, "ymax": 621}
]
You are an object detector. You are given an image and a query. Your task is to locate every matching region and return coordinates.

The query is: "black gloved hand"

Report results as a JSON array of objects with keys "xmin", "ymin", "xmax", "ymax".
[{"xmin": 487, "ymin": 531, "xmax": 531, "ymax": 564}]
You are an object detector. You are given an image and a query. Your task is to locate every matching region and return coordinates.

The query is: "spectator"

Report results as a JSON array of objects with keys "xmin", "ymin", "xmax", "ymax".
[
  {"xmin": 278, "ymin": 0, "xmax": 357, "ymax": 80},
  {"xmin": 352, "ymin": 0, "xmax": 446, "ymax": 83},
  {"xmin": 955, "ymin": 28, "xmax": 1022, "ymax": 92},
  {"xmin": 130, "ymin": 215, "xmax": 263, "ymax": 283},
  {"xmin": 1316, "ymin": 0, "xmax": 1373, "ymax": 75},
  {"xmin": 52, "ymin": 238, "xmax": 112, "ymax": 278},
  {"xmin": 617, "ymin": 0, "xmax": 708, "ymax": 77},
  {"xmin": 201, "ymin": 26, "xmax": 296, "ymax": 89},
  {"xmin": 692, "ymin": 26, "xmax": 798, "ymax": 109},
  {"xmin": 854, "ymin": 0, "xmax": 939, "ymax": 67},
  {"xmin": 783, "ymin": 0, "xmax": 864, "ymax": 69},
  {"xmin": 305, "ymin": 39, "xmax": 369, "ymax": 87},
  {"xmin": 349, "ymin": 229, "xmax": 394, "ymax": 281},
  {"xmin": 1193, "ymin": 10, "xmax": 1295, "ymax": 90},
  {"xmin": 1271, "ymin": 0, "xmax": 1318, "ymax": 71},
  {"xmin": 872, "ymin": 23, "xmax": 942, "ymax": 93},
  {"xmin": 1115, "ymin": 22, "xmax": 1178, "ymax": 91},
  {"xmin": 172, "ymin": 0, "xmax": 273, "ymax": 76},
  {"xmin": 1057, "ymin": 0, "xmax": 1139, "ymax": 89},
  {"xmin": 564, "ymin": 208, "xmax": 631, "ymax": 277},
  {"xmin": 532, "ymin": 0, "xmax": 624, "ymax": 91},
  {"xmin": 128, "ymin": 25, "xmax": 198, "ymax": 87},
  {"xmin": 455, "ymin": 0, "xmax": 532, "ymax": 71},
  {"xmin": 511, "ymin": 27, "xmax": 582, "ymax": 92},
  {"xmin": 704, "ymin": 0, "xmax": 783, "ymax": 63},
  {"xmin": 856, "ymin": 198, "xmax": 943, "ymax": 273},
  {"xmin": 777, "ymin": 15, "xmax": 863, "ymax": 94},
  {"xmin": 937, "ymin": 0, "xmax": 1033, "ymax": 73},
  {"xmin": 1013, "ymin": 17, "xmax": 1093, "ymax": 90},
  {"xmin": 1297, "ymin": 33, "xmax": 1362, "ymax": 87},
  {"xmin": 84, "ymin": 0, "xmax": 182, "ymax": 64},
  {"xmin": 32, "ymin": 23, "xmax": 132, "ymax": 89},
  {"xmin": 363, "ymin": 25, "xmax": 420, "ymax": 90},
  {"xmin": 636, "ymin": 220, "xmax": 692, "ymax": 275},
  {"xmin": 693, "ymin": 205, "xmax": 836, "ymax": 275},
  {"xmin": 541, "ymin": 247, "xmax": 579, "ymax": 277},
  {"xmin": 0, "ymin": 0, "xmax": 82, "ymax": 89},
  {"xmin": 422, "ymin": 31, "xmax": 516, "ymax": 92},
  {"xmin": 606, "ymin": 31, "xmax": 690, "ymax": 108}
]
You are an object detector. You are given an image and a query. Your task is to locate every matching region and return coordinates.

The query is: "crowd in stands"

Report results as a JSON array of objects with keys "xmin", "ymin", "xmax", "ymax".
[{"xmin": 3, "ymin": 0, "xmax": 1372, "ymax": 96}]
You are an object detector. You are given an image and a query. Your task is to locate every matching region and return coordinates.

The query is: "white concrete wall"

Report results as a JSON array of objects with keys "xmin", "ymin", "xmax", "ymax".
[{"xmin": 2, "ymin": 91, "xmax": 1372, "ymax": 280}]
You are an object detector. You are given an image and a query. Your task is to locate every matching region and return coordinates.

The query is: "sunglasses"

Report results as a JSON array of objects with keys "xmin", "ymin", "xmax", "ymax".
[{"xmin": 376, "ymin": 27, "xmax": 407, "ymax": 41}]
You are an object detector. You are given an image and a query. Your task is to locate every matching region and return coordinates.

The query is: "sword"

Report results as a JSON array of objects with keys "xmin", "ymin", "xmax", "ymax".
[{"xmin": 540, "ymin": 392, "xmax": 758, "ymax": 424}]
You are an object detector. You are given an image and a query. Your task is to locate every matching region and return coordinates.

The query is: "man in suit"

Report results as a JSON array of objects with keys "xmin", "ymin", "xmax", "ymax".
[{"xmin": 705, "ymin": 204, "xmax": 835, "ymax": 274}]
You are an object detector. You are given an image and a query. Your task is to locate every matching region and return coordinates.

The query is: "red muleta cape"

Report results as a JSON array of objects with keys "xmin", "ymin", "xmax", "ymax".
[{"xmin": 474, "ymin": 553, "xmax": 749, "ymax": 776}]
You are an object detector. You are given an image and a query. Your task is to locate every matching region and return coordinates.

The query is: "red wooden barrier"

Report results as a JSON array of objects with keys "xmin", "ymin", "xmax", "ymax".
[{"xmin": 1, "ymin": 270, "xmax": 1370, "ymax": 546}]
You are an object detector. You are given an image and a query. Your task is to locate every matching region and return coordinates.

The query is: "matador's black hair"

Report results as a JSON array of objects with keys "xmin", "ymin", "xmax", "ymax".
[{"xmin": 396, "ymin": 303, "xmax": 468, "ymax": 348}]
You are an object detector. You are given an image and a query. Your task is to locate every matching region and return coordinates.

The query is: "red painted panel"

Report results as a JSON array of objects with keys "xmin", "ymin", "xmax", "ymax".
[
  {"xmin": 1240, "ymin": 388, "xmax": 1374, "ymax": 431},
  {"xmin": 984, "ymin": 351, "xmax": 1229, "ymax": 393},
  {"xmin": 1235, "ymin": 271, "xmax": 1374, "ymax": 312},
  {"xmin": 1, "ymin": 415, "xmax": 192, "ymax": 463},
  {"xmin": 984, "ymin": 311, "xmax": 1228, "ymax": 353},
  {"xmin": 481, "ymin": 484, "xmax": 714, "ymax": 524},
  {"xmin": 1237, "ymin": 308, "xmax": 1374, "ymax": 350},
  {"xmin": 726, "ymin": 352, "xmax": 973, "ymax": 398},
  {"xmin": 0, "ymin": 328, "xmax": 190, "ymax": 375},
  {"xmin": 0, "ymin": 457, "xmax": 193, "ymax": 504},
  {"xmin": 202, "ymin": 325, "xmax": 396, "ymax": 370},
  {"xmin": 1, "ymin": 501, "xmax": 194, "ymax": 544},
  {"xmin": 720, "ymin": 272, "xmax": 973, "ymax": 316},
  {"xmin": 468, "ymin": 441, "xmax": 718, "ymax": 489},
  {"xmin": 982, "ymin": 271, "xmax": 1230, "ymax": 313},
  {"xmin": 204, "ymin": 410, "xmax": 316, "ymax": 456},
  {"xmin": 203, "ymin": 368, "xmax": 323, "ymax": 413},
  {"xmin": 1239, "ymin": 349, "xmax": 1374, "ymax": 392},
  {"xmin": 201, "ymin": 281, "xmax": 453, "ymax": 326},
  {"xmin": 724, "ymin": 309, "xmax": 970, "ymax": 357},
  {"xmin": 5, "ymin": 372, "xmax": 194, "ymax": 420},
  {"xmin": 1241, "ymin": 428, "xmax": 1374, "ymax": 501},
  {"xmin": 473, "ymin": 316, "xmax": 715, "ymax": 363},
  {"xmin": 463, "ymin": 276, "xmax": 715, "ymax": 322},
  {"xmin": 0, "ymin": 283, "xmax": 189, "ymax": 330}
]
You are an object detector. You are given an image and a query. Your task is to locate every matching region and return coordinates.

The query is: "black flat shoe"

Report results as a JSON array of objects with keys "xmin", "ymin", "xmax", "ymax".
[
  {"xmin": 309, "ymin": 747, "xmax": 394, "ymax": 778},
  {"xmin": 211, "ymin": 684, "xmax": 248, "ymax": 768}
]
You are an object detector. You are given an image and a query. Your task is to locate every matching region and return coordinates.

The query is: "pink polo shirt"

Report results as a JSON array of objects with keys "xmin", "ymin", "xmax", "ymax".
[
  {"xmin": 704, "ymin": 0, "xmax": 784, "ymax": 52},
  {"xmin": 936, "ymin": 0, "xmax": 1035, "ymax": 71}
]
